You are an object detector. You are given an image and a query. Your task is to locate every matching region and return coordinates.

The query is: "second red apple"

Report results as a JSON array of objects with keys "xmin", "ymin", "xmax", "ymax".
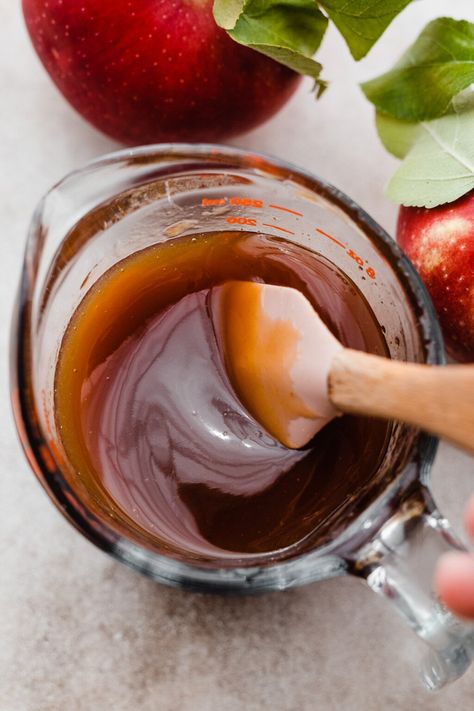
[{"xmin": 397, "ymin": 191, "xmax": 474, "ymax": 363}]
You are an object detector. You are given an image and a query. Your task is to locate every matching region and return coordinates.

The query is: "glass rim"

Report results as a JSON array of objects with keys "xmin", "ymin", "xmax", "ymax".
[{"xmin": 11, "ymin": 143, "xmax": 445, "ymax": 588}]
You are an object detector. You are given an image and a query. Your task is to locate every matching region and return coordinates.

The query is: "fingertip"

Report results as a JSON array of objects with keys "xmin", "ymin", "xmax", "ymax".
[
  {"xmin": 464, "ymin": 494, "xmax": 474, "ymax": 540},
  {"xmin": 435, "ymin": 552, "xmax": 474, "ymax": 620}
]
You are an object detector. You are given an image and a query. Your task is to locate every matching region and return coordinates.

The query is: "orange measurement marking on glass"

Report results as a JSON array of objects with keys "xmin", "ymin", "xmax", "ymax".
[
  {"xmin": 347, "ymin": 248, "xmax": 364, "ymax": 267},
  {"xmin": 230, "ymin": 197, "xmax": 263, "ymax": 208},
  {"xmin": 226, "ymin": 216, "xmax": 257, "ymax": 226},
  {"xmin": 269, "ymin": 204, "xmax": 303, "ymax": 217},
  {"xmin": 262, "ymin": 223, "xmax": 295, "ymax": 235},
  {"xmin": 201, "ymin": 198, "xmax": 226, "ymax": 206},
  {"xmin": 315, "ymin": 227, "xmax": 345, "ymax": 249}
]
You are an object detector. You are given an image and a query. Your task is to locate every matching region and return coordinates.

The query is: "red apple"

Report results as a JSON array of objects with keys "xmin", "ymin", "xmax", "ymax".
[
  {"xmin": 397, "ymin": 190, "xmax": 474, "ymax": 362},
  {"xmin": 22, "ymin": 0, "xmax": 301, "ymax": 144}
]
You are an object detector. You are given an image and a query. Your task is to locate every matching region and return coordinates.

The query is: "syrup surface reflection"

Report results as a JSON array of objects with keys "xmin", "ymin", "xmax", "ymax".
[
  {"xmin": 55, "ymin": 231, "xmax": 390, "ymax": 560},
  {"xmin": 83, "ymin": 290, "xmax": 306, "ymax": 556}
]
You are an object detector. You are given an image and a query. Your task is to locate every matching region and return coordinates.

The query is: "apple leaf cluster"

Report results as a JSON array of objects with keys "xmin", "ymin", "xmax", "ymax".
[
  {"xmin": 214, "ymin": 5, "xmax": 474, "ymax": 210},
  {"xmin": 377, "ymin": 91, "xmax": 474, "ymax": 208},
  {"xmin": 363, "ymin": 17, "xmax": 474, "ymax": 208},
  {"xmin": 213, "ymin": 0, "xmax": 412, "ymax": 95},
  {"xmin": 362, "ymin": 18, "xmax": 474, "ymax": 121}
]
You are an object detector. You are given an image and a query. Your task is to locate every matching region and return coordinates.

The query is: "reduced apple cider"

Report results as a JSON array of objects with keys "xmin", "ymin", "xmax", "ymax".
[{"xmin": 55, "ymin": 231, "xmax": 390, "ymax": 560}]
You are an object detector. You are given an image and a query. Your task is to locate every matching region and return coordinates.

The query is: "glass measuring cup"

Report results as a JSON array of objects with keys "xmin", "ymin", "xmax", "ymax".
[{"xmin": 11, "ymin": 144, "xmax": 474, "ymax": 690}]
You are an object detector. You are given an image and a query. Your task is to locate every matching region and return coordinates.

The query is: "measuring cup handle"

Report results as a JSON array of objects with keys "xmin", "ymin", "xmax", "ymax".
[{"xmin": 345, "ymin": 484, "xmax": 474, "ymax": 690}]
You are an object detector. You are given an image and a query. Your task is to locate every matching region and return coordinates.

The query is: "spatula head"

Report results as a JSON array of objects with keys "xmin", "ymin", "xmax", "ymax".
[{"xmin": 211, "ymin": 281, "xmax": 343, "ymax": 448}]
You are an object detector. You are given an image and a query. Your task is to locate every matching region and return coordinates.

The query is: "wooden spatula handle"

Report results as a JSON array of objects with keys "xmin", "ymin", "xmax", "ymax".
[{"xmin": 329, "ymin": 349, "xmax": 474, "ymax": 455}]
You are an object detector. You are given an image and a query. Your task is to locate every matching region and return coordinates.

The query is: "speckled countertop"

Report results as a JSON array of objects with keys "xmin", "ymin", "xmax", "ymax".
[{"xmin": 1, "ymin": 2, "xmax": 474, "ymax": 709}]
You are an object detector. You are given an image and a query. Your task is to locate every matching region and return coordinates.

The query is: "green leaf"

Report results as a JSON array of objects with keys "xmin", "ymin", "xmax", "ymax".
[
  {"xmin": 213, "ymin": 0, "xmax": 328, "ymax": 93},
  {"xmin": 362, "ymin": 18, "xmax": 474, "ymax": 121},
  {"xmin": 213, "ymin": 0, "xmax": 244, "ymax": 29},
  {"xmin": 375, "ymin": 112, "xmax": 421, "ymax": 159},
  {"xmin": 386, "ymin": 95, "xmax": 474, "ymax": 208},
  {"xmin": 318, "ymin": 0, "xmax": 412, "ymax": 60}
]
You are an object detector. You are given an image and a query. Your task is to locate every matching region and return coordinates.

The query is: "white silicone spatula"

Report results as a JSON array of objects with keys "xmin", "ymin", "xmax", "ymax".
[{"xmin": 211, "ymin": 281, "xmax": 474, "ymax": 453}]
